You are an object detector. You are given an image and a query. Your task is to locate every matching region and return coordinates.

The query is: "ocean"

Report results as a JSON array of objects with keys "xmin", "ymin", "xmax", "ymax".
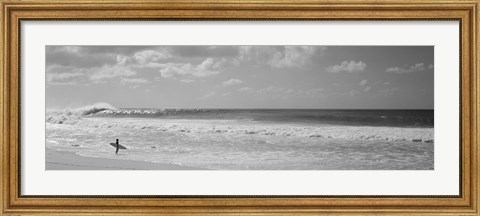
[{"xmin": 46, "ymin": 104, "xmax": 434, "ymax": 170}]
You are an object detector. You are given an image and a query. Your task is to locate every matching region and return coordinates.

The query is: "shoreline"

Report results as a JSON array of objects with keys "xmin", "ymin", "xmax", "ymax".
[{"xmin": 46, "ymin": 148, "xmax": 207, "ymax": 170}]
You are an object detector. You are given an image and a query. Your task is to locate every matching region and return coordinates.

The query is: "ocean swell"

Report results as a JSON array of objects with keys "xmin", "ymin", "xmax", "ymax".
[{"xmin": 91, "ymin": 108, "xmax": 434, "ymax": 127}]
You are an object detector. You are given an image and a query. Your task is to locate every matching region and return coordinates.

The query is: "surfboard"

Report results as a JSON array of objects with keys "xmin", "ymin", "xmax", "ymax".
[{"xmin": 110, "ymin": 143, "xmax": 127, "ymax": 149}]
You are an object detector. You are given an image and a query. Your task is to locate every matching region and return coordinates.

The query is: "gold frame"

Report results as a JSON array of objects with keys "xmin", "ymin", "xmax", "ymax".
[{"xmin": 1, "ymin": 0, "xmax": 478, "ymax": 215}]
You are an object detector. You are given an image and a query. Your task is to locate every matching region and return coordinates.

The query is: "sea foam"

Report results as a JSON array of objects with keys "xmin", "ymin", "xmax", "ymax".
[
  {"xmin": 46, "ymin": 102, "xmax": 116, "ymax": 124},
  {"xmin": 48, "ymin": 117, "xmax": 434, "ymax": 143},
  {"xmin": 46, "ymin": 104, "xmax": 434, "ymax": 143}
]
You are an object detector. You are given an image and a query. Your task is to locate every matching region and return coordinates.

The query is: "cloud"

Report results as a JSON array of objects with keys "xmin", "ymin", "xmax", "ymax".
[
  {"xmin": 348, "ymin": 90, "xmax": 360, "ymax": 97},
  {"xmin": 385, "ymin": 62, "xmax": 432, "ymax": 74},
  {"xmin": 90, "ymin": 65, "xmax": 136, "ymax": 82},
  {"xmin": 363, "ymin": 86, "xmax": 372, "ymax": 92},
  {"xmin": 120, "ymin": 78, "xmax": 149, "ymax": 85},
  {"xmin": 359, "ymin": 80, "xmax": 368, "ymax": 86},
  {"xmin": 198, "ymin": 91, "xmax": 216, "ymax": 100},
  {"xmin": 180, "ymin": 79, "xmax": 195, "ymax": 83},
  {"xmin": 327, "ymin": 61, "xmax": 367, "ymax": 73},
  {"xmin": 221, "ymin": 92, "xmax": 232, "ymax": 97},
  {"xmin": 46, "ymin": 72, "xmax": 85, "ymax": 85},
  {"xmin": 55, "ymin": 46, "xmax": 82, "ymax": 54},
  {"xmin": 46, "ymin": 46, "xmax": 117, "ymax": 68},
  {"xmin": 377, "ymin": 88, "xmax": 400, "ymax": 97},
  {"xmin": 222, "ymin": 78, "xmax": 243, "ymax": 87},
  {"xmin": 236, "ymin": 46, "xmax": 326, "ymax": 68},
  {"xmin": 285, "ymin": 88, "xmax": 295, "ymax": 94},
  {"xmin": 159, "ymin": 58, "xmax": 222, "ymax": 78},
  {"xmin": 238, "ymin": 86, "xmax": 307, "ymax": 100},
  {"xmin": 45, "ymin": 65, "xmax": 89, "ymax": 85},
  {"xmin": 259, "ymin": 86, "xmax": 285, "ymax": 93},
  {"xmin": 62, "ymin": 46, "xmax": 160, "ymax": 55},
  {"xmin": 159, "ymin": 65, "xmax": 184, "ymax": 78},
  {"xmin": 269, "ymin": 46, "xmax": 318, "ymax": 68},
  {"xmin": 115, "ymin": 49, "xmax": 174, "ymax": 67},
  {"xmin": 168, "ymin": 46, "xmax": 239, "ymax": 58},
  {"xmin": 47, "ymin": 45, "xmax": 174, "ymax": 71},
  {"xmin": 132, "ymin": 49, "xmax": 172, "ymax": 64},
  {"xmin": 46, "ymin": 63, "xmax": 137, "ymax": 86},
  {"xmin": 46, "ymin": 46, "xmax": 241, "ymax": 86},
  {"xmin": 238, "ymin": 87, "xmax": 254, "ymax": 93},
  {"xmin": 306, "ymin": 88, "xmax": 324, "ymax": 95},
  {"xmin": 46, "ymin": 46, "xmax": 176, "ymax": 86},
  {"xmin": 46, "ymin": 46, "xmax": 330, "ymax": 87}
]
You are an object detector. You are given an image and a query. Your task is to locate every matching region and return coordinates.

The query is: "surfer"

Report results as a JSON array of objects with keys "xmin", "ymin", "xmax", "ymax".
[
  {"xmin": 109, "ymin": 139, "xmax": 126, "ymax": 154},
  {"xmin": 115, "ymin": 139, "xmax": 120, "ymax": 154}
]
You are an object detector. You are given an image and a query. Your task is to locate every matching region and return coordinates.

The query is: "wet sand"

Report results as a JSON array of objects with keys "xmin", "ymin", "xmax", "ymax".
[{"xmin": 46, "ymin": 148, "xmax": 205, "ymax": 170}]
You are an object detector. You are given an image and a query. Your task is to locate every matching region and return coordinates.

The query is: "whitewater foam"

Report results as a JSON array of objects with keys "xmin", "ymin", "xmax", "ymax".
[
  {"xmin": 46, "ymin": 102, "xmax": 117, "ymax": 124},
  {"xmin": 47, "ymin": 117, "xmax": 433, "ymax": 143},
  {"xmin": 46, "ymin": 117, "xmax": 434, "ymax": 170},
  {"xmin": 45, "ymin": 104, "xmax": 435, "ymax": 170}
]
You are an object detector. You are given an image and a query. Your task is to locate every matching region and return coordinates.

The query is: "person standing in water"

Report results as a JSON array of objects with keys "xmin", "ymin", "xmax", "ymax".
[{"xmin": 115, "ymin": 139, "xmax": 120, "ymax": 154}]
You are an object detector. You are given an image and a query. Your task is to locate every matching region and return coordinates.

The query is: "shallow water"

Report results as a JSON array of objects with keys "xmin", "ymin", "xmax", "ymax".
[{"xmin": 46, "ymin": 117, "xmax": 434, "ymax": 170}]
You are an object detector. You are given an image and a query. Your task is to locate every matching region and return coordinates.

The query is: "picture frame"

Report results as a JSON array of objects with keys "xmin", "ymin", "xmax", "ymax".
[{"xmin": 1, "ymin": 0, "xmax": 478, "ymax": 215}]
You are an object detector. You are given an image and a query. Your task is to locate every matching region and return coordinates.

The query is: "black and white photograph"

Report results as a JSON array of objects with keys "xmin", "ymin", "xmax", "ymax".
[{"xmin": 45, "ymin": 45, "xmax": 434, "ymax": 170}]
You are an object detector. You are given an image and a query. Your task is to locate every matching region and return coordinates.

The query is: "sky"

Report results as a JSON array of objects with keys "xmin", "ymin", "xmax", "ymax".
[{"xmin": 46, "ymin": 45, "xmax": 434, "ymax": 109}]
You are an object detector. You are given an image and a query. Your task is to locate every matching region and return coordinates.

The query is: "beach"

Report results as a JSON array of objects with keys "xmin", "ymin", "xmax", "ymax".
[{"xmin": 46, "ymin": 148, "xmax": 205, "ymax": 170}]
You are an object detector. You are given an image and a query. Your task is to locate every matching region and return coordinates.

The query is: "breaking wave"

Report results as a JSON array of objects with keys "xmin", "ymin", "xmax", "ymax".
[
  {"xmin": 76, "ymin": 102, "xmax": 116, "ymax": 115},
  {"xmin": 46, "ymin": 102, "xmax": 116, "ymax": 124}
]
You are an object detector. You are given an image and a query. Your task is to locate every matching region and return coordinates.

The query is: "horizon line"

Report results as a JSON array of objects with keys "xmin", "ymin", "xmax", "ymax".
[{"xmin": 115, "ymin": 107, "xmax": 434, "ymax": 110}]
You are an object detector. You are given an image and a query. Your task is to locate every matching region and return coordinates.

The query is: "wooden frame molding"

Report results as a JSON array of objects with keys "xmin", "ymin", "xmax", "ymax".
[{"xmin": 1, "ymin": 0, "xmax": 478, "ymax": 215}]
